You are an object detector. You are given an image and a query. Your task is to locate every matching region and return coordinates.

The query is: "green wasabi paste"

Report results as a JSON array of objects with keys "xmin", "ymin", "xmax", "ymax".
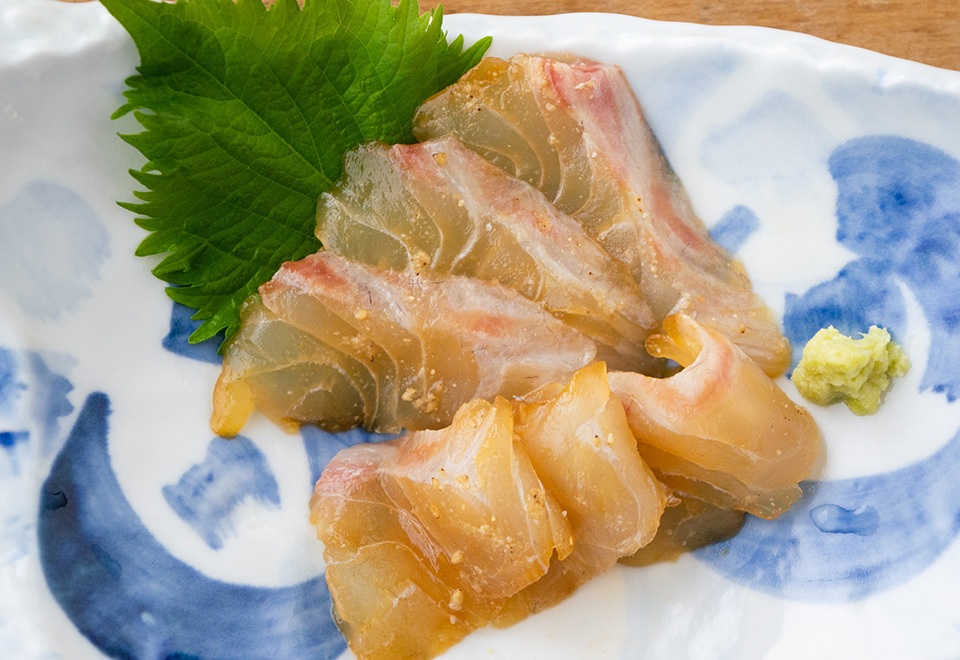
[{"xmin": 792, "ymin": 326, "xmax": 910, "ymax": 415}]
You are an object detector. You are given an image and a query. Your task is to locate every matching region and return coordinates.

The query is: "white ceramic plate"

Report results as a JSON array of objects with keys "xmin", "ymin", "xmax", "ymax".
[{"xmin": 3, "ymin": 1, "xmax": 960, "ymax": 658}]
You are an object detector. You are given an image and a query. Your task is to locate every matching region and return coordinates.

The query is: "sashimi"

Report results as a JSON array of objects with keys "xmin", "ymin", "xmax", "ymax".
[
  {"xmin": 414, "ymin": 54, "xmax": 791, "ymax": 376},
  {"xmin": 211, "ymin": 299, "xmax": 371, "ymax": 436},
  {"xmin": 310, "ymin": 397, "xmax": 572, "ymax": 660},
  {"xmin": 212, "ymin": 252, "xmax": 596, "ymax": 435},
  {"xmin": 317, "ymin": 137, "xmax": 660, "ymax": 374},
  {"xmin": 495, "ymin": 362, "xmax": 667, "ymax": 625},
  {"xmin": 609, "ymin": 314, "xmax": 821, "ymax": 519},
  {"xmin": 310, "ymin": 364, "xmax": 673, "ymax": 658}
]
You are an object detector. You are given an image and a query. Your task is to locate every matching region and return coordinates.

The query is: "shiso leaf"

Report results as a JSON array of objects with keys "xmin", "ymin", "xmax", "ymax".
[{"xmin": 101, "ymin": 0, "xmax": 490, "ymax": 347}]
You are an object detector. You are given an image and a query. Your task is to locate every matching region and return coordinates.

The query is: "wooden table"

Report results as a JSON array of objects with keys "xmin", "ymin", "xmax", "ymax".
[{"xmin": 423, "ymin": 0, "xmax": 960, "ymax": 72}]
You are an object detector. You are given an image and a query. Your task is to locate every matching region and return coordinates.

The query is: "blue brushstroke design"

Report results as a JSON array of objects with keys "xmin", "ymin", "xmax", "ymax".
[
  {"xmin": 0, "ymin": 350, "xmax": 75, "ymax": 424},
  {"xmin": 25, "ymin": 351, "xmax": 75, "ymax": 453},
  {"xmin": 696, "ymin": 427, "xmax": 960, "ymax": 601},
  {"xmin": 710, "ymin": 205, "xmax": 760, "ymax": 254},
  {"xmin": 0, "ymin": 180, "xmax": 109, "ymax": 319},
  {"xmin": 0, "ymin": 431, "xmax": 28, "ymax": 449},
  {"xmin": 0, "ymin": 348, "xmax": 74, "ymax": 478},
  {"xmin": 0, "ymin": 430, "xmax": 29, "ymax": 474},
  {"xmin": 1, "ymin": 348, "xmax": 74, "ymax": 569},
  {"xmin": 38, "ymin": 393, "xmax": 345, "ymax": 660},
  {"xmin": 783, "ymin": 258, "xmax": 907, "ymax": 370},
  {"xmin": 0, "ymin": 347, "xmax": 26, "ymax": 416},
  {"xmin": 701, "ymin": 90, "xmax": 832, "ymax": 188},
  {"xmin": 829, "ymin": 136, "xmax": 960, "ymax": 399},
  {"xmin": 163, "ymin": 436, "xmax": 281, "ymax": 550},
  {"xmin": 698, "ymin": 135, "xmax": 960, "ymax": 601},
  {"xmin": 162, "ymin": 302, "xmax": 224, "ymax": 365},
  {"xmin": 823, "ymin": 73, "xmax": 960, "ymax": 143},
  {"xmin": 302, "ymin": 426, "xmax": 397, "ymax": 490},
  {"xmin": 633, "ymin": 47, "xmax": 740, "ymax": 149}
]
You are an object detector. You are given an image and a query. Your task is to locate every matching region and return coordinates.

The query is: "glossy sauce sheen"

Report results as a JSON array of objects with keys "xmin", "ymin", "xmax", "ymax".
[
  {"xmin": 209, "ymin": 51, "xmax": 819, "ymax": 660},
  {"xmin": 310, "ymin": 363, "xmax": 666, "ymax": 659},
  {"xmin": 609, "ymin": 315, "xmax": 821, "ymax": 519},
  {"xmin": 414, "ymin": 53, "xmax": 791, "ymax": 376},
  {"xmin": 317, "ymin": 137, "xmax": 661, "ymax": 374},
  {"xmin": 212, "ymin": 252, "xmax": 596, "ymax": 435}
]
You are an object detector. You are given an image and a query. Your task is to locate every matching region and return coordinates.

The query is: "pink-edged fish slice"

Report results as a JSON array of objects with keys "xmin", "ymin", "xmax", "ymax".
[
  {"xmin": 318, "ymin": 137, "xmax": 661, "ymax": 375},
  {"xmin": 414, "ymin": 54, "xmax": 791, "ymax": 377},
  {"xmin": 609, "ymin": 314, "xmax": 821, "ymax": 520},
  {"xmin": 213, "ymin": 252, "xmax": 597, "ymax": 435}
]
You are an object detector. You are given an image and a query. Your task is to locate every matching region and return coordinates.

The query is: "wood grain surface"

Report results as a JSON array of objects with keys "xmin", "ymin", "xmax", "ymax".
[{"xmin": 423, "ymin": 0, "xmax": 960, "ymax": 72}]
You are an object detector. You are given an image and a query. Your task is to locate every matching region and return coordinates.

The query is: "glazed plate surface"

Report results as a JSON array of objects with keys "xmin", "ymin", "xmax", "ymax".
[{"xmin": 2, "ymin": 1, "xmax": 960, "ymax": 658}]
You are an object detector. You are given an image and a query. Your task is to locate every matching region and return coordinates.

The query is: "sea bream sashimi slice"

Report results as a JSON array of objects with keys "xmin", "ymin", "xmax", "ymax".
[
  {"xmin": 609, "ymin": 314, "xmax": 821, "ymax": 519},
  {"xmin": 495, "ymin": 361, "xmax": 668, "ymax": 625},
  {"xmin": 413, "ymin": 54, "xmax": 791, "ymax": 377},
  {"xmin": 309, "ymin": 443, "xmax": 504, "ymax": 660},
  {"xmin": 211, "ymin": 252, "xmax": 596, "ymax": 436},
  {"xmin": 316, "ymin": 137, "xmax": 661, "ymax": 374},
  {"xmin": 211, "ymin": 299, "xmax": 375, "ymax": 435},
  {"xmin": 310, "ymin": 397, "xmax": 573, "ymax": 660}
]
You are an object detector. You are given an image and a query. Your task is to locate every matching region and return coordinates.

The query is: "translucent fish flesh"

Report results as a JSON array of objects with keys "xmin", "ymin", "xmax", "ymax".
[
  {"xmin": 310, "ymin": 363, "xmax": 668, "ymax": 657},
  {"xmin": 414, "ymin": 54, "xmax": 791, "ymax": 376},
  {"xmin": 212, "ymin": 252, "xmax": 596, "ymax": 435},
  {"xmin": 608, "ymin": 314, "xmax": 821, "ymax": 519},
  {"xmin": 317, "ymin": 137, "xmax": 660, "ymax": 374},
  {"xmin": 310, "ymin": 397, "xmax": 572, "ymax": 660},
  {"xmin": 495, "ymin": 361, "xmax": 667, "ymax": 625}
]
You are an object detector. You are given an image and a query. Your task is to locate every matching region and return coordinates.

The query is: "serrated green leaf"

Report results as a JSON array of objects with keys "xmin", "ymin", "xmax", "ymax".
[{"xmin": 101, "ymin": 0, "xmax": 490, "ymax": 348}]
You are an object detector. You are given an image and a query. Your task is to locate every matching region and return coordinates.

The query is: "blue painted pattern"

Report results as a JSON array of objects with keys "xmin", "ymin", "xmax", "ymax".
[
  {"xmin": 1, "ymin": 347, "xmax": 75, "ymax": 572},
  {"xmin": 162, "ymin": 436, "xmax": 281, "ymax": 550},
  {"xmin": 783, "ymin": 258, "xmax": 908, "ymax": 370},
  {"xmin": 701, "ymin": 90, "xmax": 831, "ymax": 189},
  {"xmin": 162, "ymin": 302, "xmax": 224, "ymax": 364},
  {"xmin": 785, "ymin": 136, "xmax": 960, "ymax": 394},
  {"xmin": 697, "ymin": 428, "xmax": 960, "ymax": 601},
  {"xmin": 24, "ymin": 351, "xmax": 75, "ymax": 452},
  {"xmin": 699, "ymin": 135, "xmax": 960, "ymax": 600},
  {"xmin": 636, "ymin": 47, "xmax": 740, "ymax": 149},
  {"xmin": 0, "ymin": 431, "xmax": 28, "ymax": 449},
  {"xmin": 37, "ymin": 393, "xmax": 346, "ymax": 660},
  {"xmin": 0, "ymin": 347, "xmax": 25, "ymax": 417},
  {"xmin": 0, "ymin": 431, "xmax": 29, "ymax": 475},
  {"xmin": 809, "ymin": 503, "xmax": 880, "ymax": 537},
  {"xmin": 829, "ymin": 136, "xmax": 960, "ymax": 400},
  {"xmin": 0, "ymin": 348, "xmax": 74, "ymax": 472},
  {"xmin": 709, "ymin": 205, "xmax": 760, "ymax": 254},
  {"xmin": 0, "ymin": 181, "xmax": 109, "ymax": 320}
]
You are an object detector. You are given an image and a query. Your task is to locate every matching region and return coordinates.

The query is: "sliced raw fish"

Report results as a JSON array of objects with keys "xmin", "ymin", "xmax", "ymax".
[
  {"xmin": 211, "ymin": 298, "xmax": 371, "ymax": 436},
  {"xmin": 212, "ymin": 252, "xmax": 596, "ymax": 435},
  {"xmin": 310, "ymin": 397, "xmax": 572, "ymax": 660},
  {"xmin": 609, "ymin": 314, "xmax": 821, "ymax": 519},
  {"xmin": 414, "ymin": 54, "xmax": 790, "ymax": 376},
  {"xmin": 495, "ymin": 361, "xmax": 667, "ymax": 625},
  {"xmin": 317, "ymin": 137, "xmax": 660, "ymax": 374},
  {"xmin": 310, "ymin": 364, "xmax": 678, "ymax": 657}
]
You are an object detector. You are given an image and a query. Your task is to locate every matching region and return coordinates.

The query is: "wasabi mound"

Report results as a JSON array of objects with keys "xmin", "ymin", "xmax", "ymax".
[{"xmin": 792, "ymin": 326, "xmax": 910, "ymax": 415}]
